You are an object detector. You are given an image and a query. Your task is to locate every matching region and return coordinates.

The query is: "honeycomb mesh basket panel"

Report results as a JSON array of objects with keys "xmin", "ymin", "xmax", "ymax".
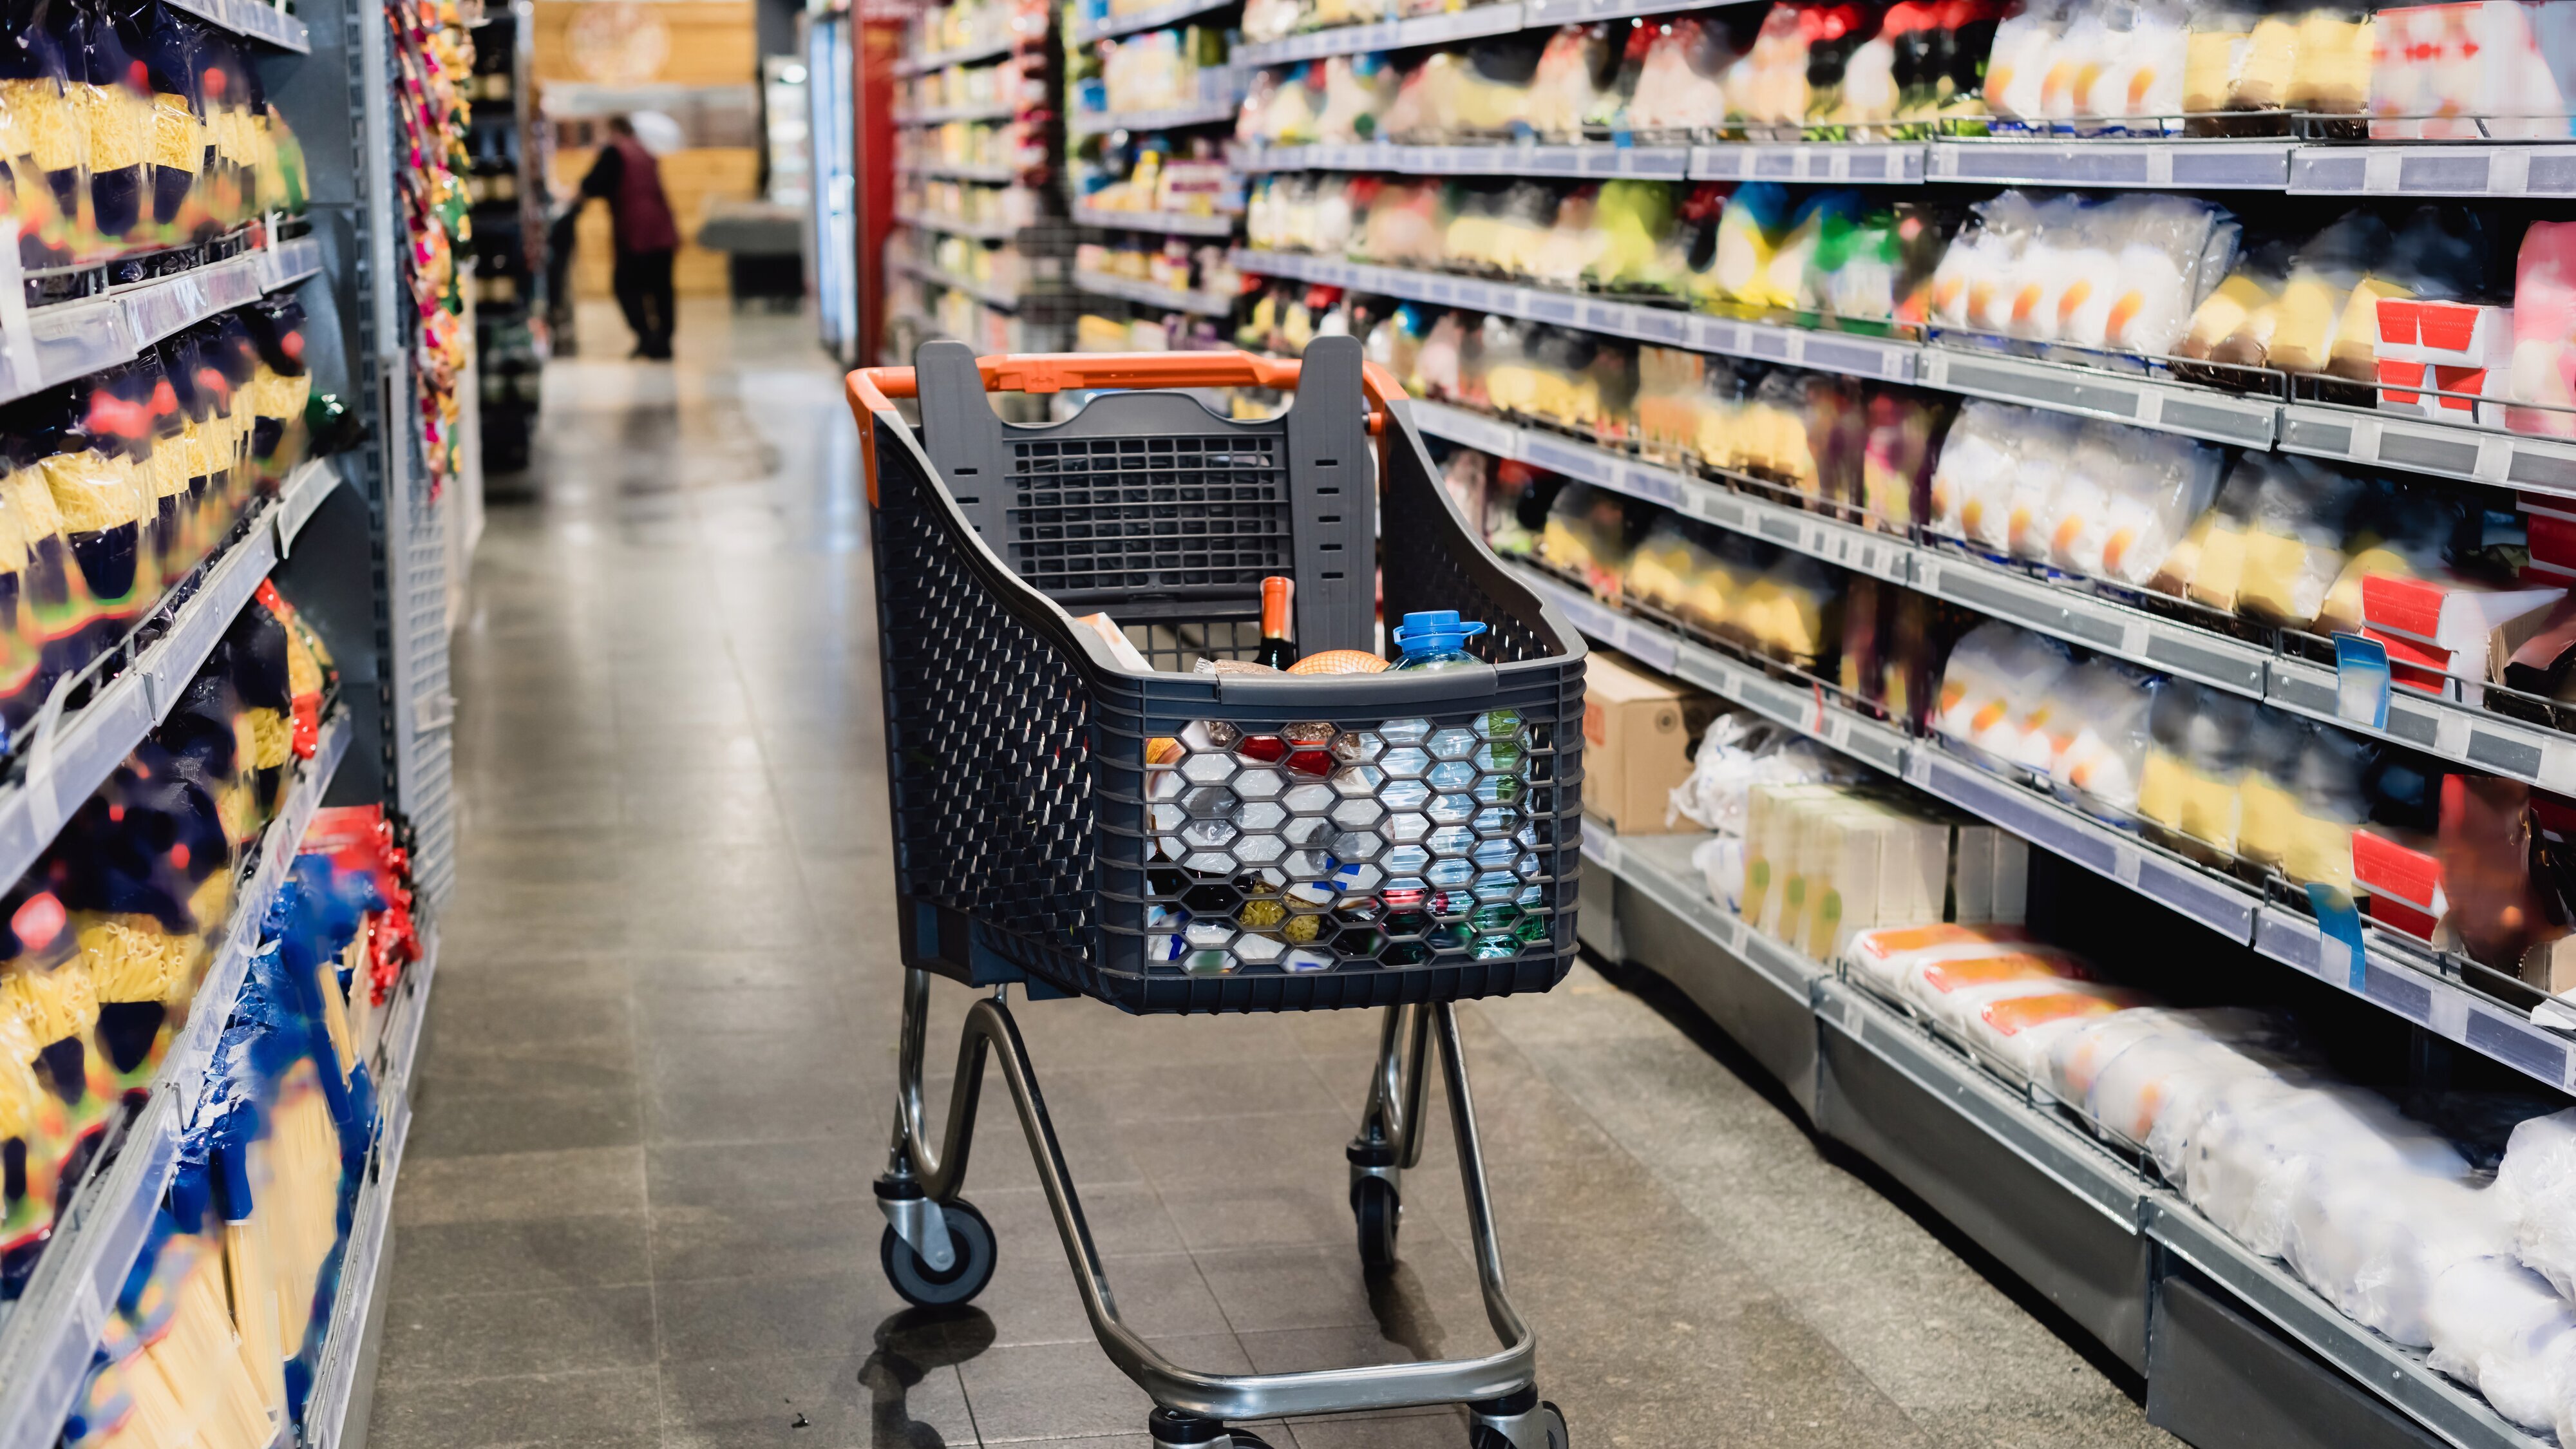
[{"xmin": 866, "ymin": 388, "xmax": 1584, "ymax": 1015}]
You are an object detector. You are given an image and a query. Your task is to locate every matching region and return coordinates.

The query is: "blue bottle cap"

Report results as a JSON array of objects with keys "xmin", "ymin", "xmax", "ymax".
[{"xmin": 1393, "ymin": 611, "xmax": 1488, "ymax": 652}]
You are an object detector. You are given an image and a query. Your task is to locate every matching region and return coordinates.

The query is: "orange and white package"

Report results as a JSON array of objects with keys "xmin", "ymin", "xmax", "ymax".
[
  {"xmin": 1839, "ymin": 920, "xmax": 2034, "ymax": 989},
  {"xmin": 2045, "ymin": 1006, "xmax": 2280, "ymax": 1107},
  {"xmin": 1918, "ymin": 972, "xmax": 2125, "ymax": 1035},
  {"xmin": 1964, "ymin": 985, "xmax": 2154, "ymax": 1079},
  {"xmin": 1897, "ymin": 945, "xmax": 2092, "ymax": 1014}
]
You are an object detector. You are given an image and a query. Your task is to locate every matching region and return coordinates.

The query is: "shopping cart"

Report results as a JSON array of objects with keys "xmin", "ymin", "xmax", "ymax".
[{"xmin": 845, "ymin": 339, "xmax": 1586, "ymax": 1449}]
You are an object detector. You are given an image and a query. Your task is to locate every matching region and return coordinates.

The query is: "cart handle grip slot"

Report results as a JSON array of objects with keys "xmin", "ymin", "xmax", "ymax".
[{"xmin": 848, "ymin": 348, "xmax": 1405, "ymax": 504}]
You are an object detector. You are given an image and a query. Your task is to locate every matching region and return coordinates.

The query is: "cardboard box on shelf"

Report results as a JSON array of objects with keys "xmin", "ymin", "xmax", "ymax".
[{"xmin": 1581, "ymin": 649, "xmax": 1724, "ymax": 837}]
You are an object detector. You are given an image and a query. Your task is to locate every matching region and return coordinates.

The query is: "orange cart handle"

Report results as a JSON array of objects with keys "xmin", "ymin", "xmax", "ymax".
[
  {"xmin": 847, "ymin": 348, "xmax": 1407, "ymax": 506},
  {"xmin": 847, "ymin": 348, "xmax": 1405, "ymax": 429}
]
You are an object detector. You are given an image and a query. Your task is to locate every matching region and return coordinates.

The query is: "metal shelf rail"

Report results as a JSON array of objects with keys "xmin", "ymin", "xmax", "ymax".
[
  {"xmin": 166, "ymin": 0, "xmax": 311, "ymax": 50},
  {"xmin": 1580, "ymin": 819, "xmax": 2555, "ymax": 1449},
  {"xmin": 1072, "ymin": 269, "xmax": 1240, "ymax": 316},
  {"xmin": 1, "ymin": 234, "xmax": 327, "ymax": 407},
  {"xmin": 1073, "ymin": 0, "xmax": 1240, "ymax": 45},
  {"xmin": 0, "ymin": 715, "xmax": 352, "ymax": 1449},
  {"xmin": 1507, "ymin": 560, "xmax": 2576, "ymax": 1094},
  {"xmin": 1071, "ymin": 204, "xmax": 1240, "ymax": 237},
  {"xmin": 1408, "ymin": 399, "xmax": 2576, "ymax": 799},
  {"xmin": 301, "ymin": 927, "xmax": 441, "ymax": 1449}
]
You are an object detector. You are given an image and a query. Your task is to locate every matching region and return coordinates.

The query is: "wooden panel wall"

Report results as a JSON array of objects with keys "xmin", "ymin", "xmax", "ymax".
[{"xmin": 533, "ymin": 0, "xmax": 759, "ymax": 299}]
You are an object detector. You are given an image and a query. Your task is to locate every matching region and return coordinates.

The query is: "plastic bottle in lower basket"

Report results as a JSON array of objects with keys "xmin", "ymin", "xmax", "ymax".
[{"xmin": 1390, "ymin": 611, "xmax": 1488, "ymax": 671}]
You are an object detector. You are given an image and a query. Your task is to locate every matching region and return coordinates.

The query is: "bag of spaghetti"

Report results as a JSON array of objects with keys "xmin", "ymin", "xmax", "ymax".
[
  {"xmin": 53, "ymin": 741, "xmax": 234, "ymax": 1090},
  {"xmin": 0, "ymin": 14, "xmax": 84, "ymax": 270},
  {"xmin": 57, "ymin": 0, "xmax": 154, "ymax": 253},
  {"xmin": 242, "ymin": 295, "xmax": 315, "ymax": 489}
]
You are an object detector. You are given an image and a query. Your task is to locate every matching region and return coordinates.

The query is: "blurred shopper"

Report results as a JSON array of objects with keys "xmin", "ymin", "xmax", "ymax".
[{"xmin": 577, "ymin": 116, "xmax": 681, "ymax": 359}]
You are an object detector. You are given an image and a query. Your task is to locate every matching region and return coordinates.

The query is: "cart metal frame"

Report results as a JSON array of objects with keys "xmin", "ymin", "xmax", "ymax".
[{"xmin": 875, "ymin": 969, "xmax": 1560, "ymax": 1449}]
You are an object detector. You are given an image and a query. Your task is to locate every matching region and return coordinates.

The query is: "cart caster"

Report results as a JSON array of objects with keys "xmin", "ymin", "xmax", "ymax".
[
  {"xmin": 1468, "ymin": 1389, "xmax": 1568, "ymax": 1449},
  {"xmin": 1148, "ymin": 1408, "xmax": 1274, "ymax": 1448},
  {"xmin": 1352, "ymin": 1174, "xmax": 1399, "ymax": 1270},
  {"xmin": 880, "ymin": 1198, "xmax": 996, "ymax": 1307}
]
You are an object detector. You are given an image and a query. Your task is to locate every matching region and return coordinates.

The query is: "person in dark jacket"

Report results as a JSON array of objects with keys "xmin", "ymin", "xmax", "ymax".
[{"xmin": 577, "ymin": 116, "xmax": 683, "ymax": 359}]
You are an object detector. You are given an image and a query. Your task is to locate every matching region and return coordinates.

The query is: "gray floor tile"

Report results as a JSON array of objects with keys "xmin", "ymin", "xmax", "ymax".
[
  {"xmin": 955, "ymin": 1335, "xmax": 1249, "ymax": 1443},
  {"xmin": 390, "ymin": 1213, "xmax": 653, "ymax": 1300},
  {"xmin": 377, "ymin": 1285, "xmax": 659, "ymax": 1383},
  {"xmin": 394, "ymin": 1147, "xmax": 647, "ymax": 1227},
  {"xmin": 660, "ymin": 1352, "xmax": 977, "ymax": 1449},
  {"xmin": 366, "ymin": 1366, "xmax": 662, "ymax": 1449},
  {"xmin": 650, "ymin": 1197, "xmax": 879, "ymax": 1284},
  {"xmin": 647, "ymin": 1138, "xmax": 881, "ymax": 1210},
  {"xmin": 652, "ymin": 1269, "xmax": 907, "ymax": 1365}
]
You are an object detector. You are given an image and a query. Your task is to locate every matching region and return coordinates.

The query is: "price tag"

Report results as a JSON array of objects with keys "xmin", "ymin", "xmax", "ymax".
[
  {"xmin": 1805, "ymin": 681, "xmax": 1828, "ymax": 736},
  {"xmin": 2112, "ymin": 845, "xmax": 2143, "ymax": 887},
  {"xmin": 2307, "ymin": 883, "xmax": 2369, "ymax": 990},
  {"xmin": 2333, "ymin": 632, "xmax": 2391, "ymax": 731}
]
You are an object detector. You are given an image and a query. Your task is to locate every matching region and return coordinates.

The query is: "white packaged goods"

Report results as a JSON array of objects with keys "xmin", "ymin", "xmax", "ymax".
[
  {"xmin": 2424, "ymin": 1256, "xmax": 2576, "ymax": 1436},
  {"xmin": 2496, "ymin": 1108, "xmax": 2576, "ymax": 1302},
  {"xmin": 2284, "ymin": 1168, "xmax": 2515, "ymax": 1347}
]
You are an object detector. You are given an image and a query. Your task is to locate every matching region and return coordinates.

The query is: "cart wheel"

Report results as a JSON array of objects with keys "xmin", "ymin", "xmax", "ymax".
[
  {"xmin": 880, "ymin": 1198, "xmax": 996, "ymax": 1307},
  {"xmin": 1352, "ymin": 1175, "xmax": 1399, "ymax": 1270},
  {"xmin": 1468, "ymin": 1401, "xmax": 1568, "ymax": 1449}
]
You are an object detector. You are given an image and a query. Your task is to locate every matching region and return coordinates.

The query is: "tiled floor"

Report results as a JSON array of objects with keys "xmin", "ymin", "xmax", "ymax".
[{"xmin": 367, "ymin": 301, "xmax": 2179, "ymax": 1449}]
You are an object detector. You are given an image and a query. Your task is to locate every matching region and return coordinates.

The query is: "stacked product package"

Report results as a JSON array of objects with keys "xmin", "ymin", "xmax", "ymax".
[{"xmin": 0, "ymin": 587, "xmax": 333, "ymax": 1300}]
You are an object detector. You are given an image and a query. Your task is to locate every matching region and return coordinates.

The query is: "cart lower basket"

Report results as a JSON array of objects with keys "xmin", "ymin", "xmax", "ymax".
[{"xmin": 848, "ymin": 345, "xmax": 1584, "ymax": 1448}]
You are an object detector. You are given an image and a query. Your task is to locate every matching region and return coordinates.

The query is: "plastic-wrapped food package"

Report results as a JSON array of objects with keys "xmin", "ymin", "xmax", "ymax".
[
  {"xmin": 1314, "ymin": 55, "xmax": 1394, "ymax": 143},
  {"xmin": 2179, "ymin": 0, "xmax": 2259, "ymax": 122},
  {"xmin": 2047, "ymin": 1005, "xmax": 2281, "ymax": 1108},
  {"xmin": 1806, "ymin": 2, "xmax": 1895, "ymax": 137},
  {"xmin": 1671, "ymin": 714, "xmax": 1854, "ymax": 838},
  {"xmin": 2284, "ymin": 1165, "xmax": 2515, "ymax": 1347},
  {"xmin": 59, "ymin": 0, "xmax": 150, "ymax": 254},
  {"xmin": 1242, "ymin": 0, "xmax": 1306, "ymax": 43},
  {"xmin": 1860, "ymin": 390, "xmax": 1944, "ymax": 533},
  {"xmin": 1528, "ymin": 26, "xmax": 1613, "ymax": 142},
  {"xmin": 2510, "ymin": 221, "xmax": 2576, "ymax": 440},
  {"xmin": 2171, "ymin": 1079, "xmax": 2470, "ymax": 1258},
  {"xmin": 2233, "ymin": 453, "xmax": 2363, "ymax": 627},
  {"xmin": 1839, "ymin": 921, "xmax": 2034, "ymax": 990},
  {"xmin": 1591, "ymin": 180, "xmax": 1682, "ymax": 294},
  {"xmin": 1929, "ymin": 190, "xmax": 2039, "ymax": 334},
  {"xmin": 2438, "ymin": 773, "xmax": 2565, "ymax": 973},
  {"xmin": 0, "ymin": 478, "xmax": 45, "ymax": 739},
  {"xmin": 2495, "ymin": 1108, "xmax": 2576, "ymax": 1302},
  {"xmin": 1636, "ymin": 346, "xmax": 1704, "ymax": 463},
  {"xmin": 1732, "ymin": 549, "xmax": 1839, "ymax": 665},
  {"xmin": 1627, "ymin": 516, "xmax": 1712, "ymax": 621},
  {"xmin": 1628, "ymin": 16, "xmax": 1737, "ymax": 133},
  {"xmin": 1800, "ymin": 198, "xmax": 1899, "ymax": 323},
  {"xmin": 2287, "ymin": 3, "xmax": 2374, "ymax": 120},
  {"xmin": 1459, "ymin": 35, "xmax": 1553, "ymax": 137},
  {"xmin": 1709, "ymin": 182, "xmax": 1795, "ymax": 310},
  {"xmin": 1964, "ymin": 984, "xmax": 2150, "ymax": 1079},
  {"xmin": 1730, "ymin": 3, "xmax": 1814, "ymax": 137},
  {"xmin": 1936, "ymin": 621, "xmax": 2074, "ymax": 763},
  {"xmin": 2044, "ymin": 659, "xmax": 2156, "ymax": 815},
  {"xmin": 1891, "ymin": 941, "xmax": 2092, "ymax": 1011},
  {"xmin": 0, "ymin": 14, "xmax": 86, "ymax": 271},
  {"xmin": 2249, "ymin": 210, "xmax": 2392, "ymax": 376},
  {"xmin": 37, "ymin": 377, "xmax": 153, "ymax": 651},
  {"xmin": 1530, "ymin": 187, "xmax": 1605, "ymax": 288},
  {"xmin": 2084, "ymin": 0, "xmax": 2191, "ymax": 130},
  {"xmin": 1541, "ymin": 482, "xmax": 1640, "ymax": 600},
  {"xmin": 2083, "ymin": 428, "xmax": 2223, "ymax": 585},
  {"xmin": 1980, "ymin": 0, "xmax": 2063, "ymax": 123},
  {"xmin": 1997, "ymin": 407, "xmax": 2081, "ymax": 559},
  {"xmin": 2424, "ymin": 1256, "xmax": 2576, "ymax": 1436},
  {"xmin": 1925, "ymin": 400, "xmax": 2020, "ymax": 549}
]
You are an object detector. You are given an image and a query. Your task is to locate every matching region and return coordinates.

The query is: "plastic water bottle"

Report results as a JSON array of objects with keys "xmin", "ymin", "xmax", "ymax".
[{"xmin": 1390, "ymin": 611, "xmax": 1488, "ymax": 672}]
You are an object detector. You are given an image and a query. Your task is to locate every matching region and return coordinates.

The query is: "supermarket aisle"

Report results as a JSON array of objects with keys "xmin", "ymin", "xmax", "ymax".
[{"xmin": 364, "ymin": 301, "xmax": 2175, "ymax": 1449}]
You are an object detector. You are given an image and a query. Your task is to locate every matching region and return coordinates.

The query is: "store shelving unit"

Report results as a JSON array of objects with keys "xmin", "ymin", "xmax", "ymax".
[
  {"xmin": 889, "ymin": 3, "xmax": 1077, "ymax": 359},
  {"xmin": 466, "ymin": 0, "xmax": 545, "ymax": 475},
  {"xmin": 1070, "ymin": 269, "xmax": 1240, "ymax": 315},
  {"xmin": 0, "ymin": 717, "xmax": 353, "ymax": 1449},
  {"xmin": 1581, "ymin": 820, "xmax": 2555, "ymax": 1449},
  {"xmin": 1072, "ymin": 0, "xmax": 1239, "ymax": 44},
  {"xmin": 1504, "ymin": 556, "xmax": 2576, "ymax": 1099},
  {"xmin": 0, "ymin": 1, "xmax": 469, "ymax": 1446}
]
